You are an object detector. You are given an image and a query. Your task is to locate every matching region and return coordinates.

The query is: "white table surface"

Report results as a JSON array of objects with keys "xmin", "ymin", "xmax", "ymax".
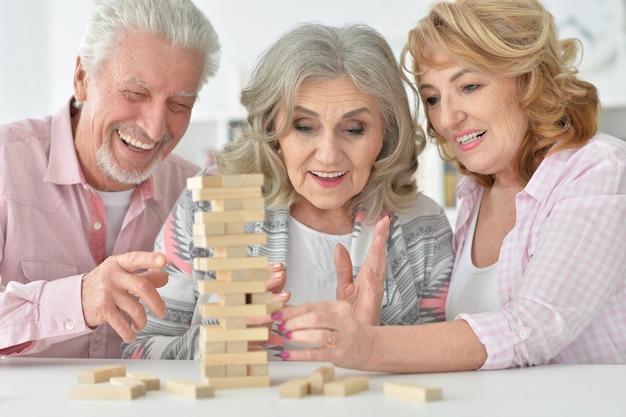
[{"xmin": 0, "ymin": 357, "xmax": 624, "ymax": 417}]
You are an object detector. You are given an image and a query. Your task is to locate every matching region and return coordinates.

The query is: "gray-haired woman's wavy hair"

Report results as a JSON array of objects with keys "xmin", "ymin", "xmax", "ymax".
[
  {"xmin": 217, "ymin": 23, "xmax": 425, "ymax": 223},
  {"xmin": 79, "ymin": 0, "xmax": 220, "ymax": 88}
]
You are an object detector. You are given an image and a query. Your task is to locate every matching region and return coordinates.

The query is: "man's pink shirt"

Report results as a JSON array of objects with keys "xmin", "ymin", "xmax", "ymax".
[{"xmin": 0, "ymin": 100, "xmax": 199, "ymax": 358}]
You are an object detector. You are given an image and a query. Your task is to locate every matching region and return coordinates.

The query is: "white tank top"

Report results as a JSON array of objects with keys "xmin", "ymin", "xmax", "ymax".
[
  {"xmin": 95, "ymin": 188, "xmax": 135, "ymax": 257},
  {"xmin": 446, "ymin": 195, "xmax": 500, "ymax": 319},
  {"xmin": 283, "ymin": 215, "xmax": 352, "ymax": 306}
]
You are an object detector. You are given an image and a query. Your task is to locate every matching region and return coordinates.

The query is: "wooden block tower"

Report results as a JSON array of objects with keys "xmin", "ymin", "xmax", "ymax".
[{"xmin": 187, "ymin": 174, "xmax": 281, "ymax": 390}]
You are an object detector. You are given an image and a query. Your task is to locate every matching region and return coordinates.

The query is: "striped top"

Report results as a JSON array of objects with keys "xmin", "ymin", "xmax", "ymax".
[{"xmin": 122, "ymin": 168, "xmax": 454, "ymax": 359}]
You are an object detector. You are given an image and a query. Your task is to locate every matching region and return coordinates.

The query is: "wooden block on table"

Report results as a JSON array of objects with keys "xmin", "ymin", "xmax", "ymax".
[
  {"xmin": 194, "ymin": 210, "xmax": 265, "ymax": 224},
  {"xmin": 199, "ymin": 302, "xmax": 282, "ymax": 318},
  {"xmin": 110, "ymin": 377, "xmax": 147, "ymax": 396},
  {"xmin": 166, "ymin": 380, "xmax": 214, "ymax": 399},
  {"xmin": 194, "ymin": 256, "xmax": 268, "ymax": 271},
  {"xmin": 191, "ymin": 186, "xmax": 262, "ymax": 202},
  {"xmin": 383, "ymin": 382, "xmax": 442, "ymax": 402},
  {"xmin": 192, "ymin": 223, "xmax": 246, "ymax": 236},
  {"xmin": 77, "ymin": 365, "xmax": 126, "ymax": 383},
  {"xmin": 198, "ymin": 279, "xmax": 267, "ymax": 295},
  {"xmin": 202, "ymin": 350, "xmax": 268, "ymax": 366},
  {"xmin": 279, "ymin": 378, "xmax": 311, "ymax": 398},
  {"xmin": 200, "ymin": 325, "xmax": 269, "ymax": 342},
  {"xmin": 203, "ymin": 375, "xmax": 270, "ymax": 389},
  {"xmin": 70, "ymin": 383, "xmax": 142, "ymax": 400},
  {"xmin": 126, "ymin": 372, "xmax": 161, "ymax": 390},
  {"xmin": 323, "ymin": 377, "xmax": 369, "ymax": 397},
  {"xmin": 202, "ymin": 341, "xmax": 227, "ymax": 354},
  {"xmin": 187, "ymin": 174, "xmax": 264, "ymax": 190},
  {"xmin": 193, "ymin": 233, "xmax": 267, "ymax": 249},
  {"xmin": 310, "ymin": 366, "xmax": 335, "ymax": 395}
]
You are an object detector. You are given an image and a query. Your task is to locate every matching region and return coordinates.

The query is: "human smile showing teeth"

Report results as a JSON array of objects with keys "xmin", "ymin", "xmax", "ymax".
[
  {"xmin": 119, "ymin": 130, "xmax": 155, "ymax": 151},
  {"xmin": 457, "ymin": 130, "xmax": 486, "ymax": 145},
  {"xmin": 311, "ymin": 171, "xmax": 346, "ymax": 179}
]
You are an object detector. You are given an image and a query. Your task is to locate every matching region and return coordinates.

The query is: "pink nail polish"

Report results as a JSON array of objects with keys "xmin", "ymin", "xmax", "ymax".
[
  {"xmin": 278, "ymin": 323, "xmax": 286, "ymax": 332},
  {"xmin": 285, "ymin": 331, "xmax": 292, "ymax": 339},
  {"xmin": 271, "ymin": 312, "xmax": 282, "ymax": 320},
  {"xmin": 279, "ymin": 351, "xmax": 290, "ymax": 359}
]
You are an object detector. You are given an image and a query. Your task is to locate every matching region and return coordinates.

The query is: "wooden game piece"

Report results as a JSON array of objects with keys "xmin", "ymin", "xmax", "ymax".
[
  {"xmin": 70, "ymin": 383, "xmax": 142, "ymax": 401},
  {"xmin": 199, "ymin": 302, "xmax": 281, "ymax": 318},
  {"xmin": 203, "ymin": 375, "xmax": 270, "ymax": 389},
  {"xmin": 198, "ymin": 280, "xmax": 267, "ymax": 295},
  {"xmin": 214, "ymin": 246, "xmax": 248, "ymax": 258},
  {"xmin": 194, "ymin": 256, "xmax": 268, "ymax": 271},
  {"xmin": 166, "ymin": 380, "xmax": 214, "ymax": 399},
  {"xmin": 214, "ymin": 268, "xmax": 269, "ymax": 282},
  {"xmin": 210, "ymin": 197, "xmax": 265, "ymax": 212},
  {"xmin": 77, "ymin": 365, "xmax": 126, "ymax": 383},
  {"xmin": 109, "ymin": 377, "xmax": 147, "ymax": 396},
  {"xmin": 310, "ymin": 366, "xmax": 335, "ymax": 395},
  {"xmin": 126, "ymin": 372, "xmax": 161, "ymax": 390},
  {"xmin": 247, "ymin": 364, "xmax": 269, "ymax": 376},
  {"xmin": 193, "ymin": 233, "xmax": 267, "ymax": 249},
  {"xmin": 202, "ymin": 350, "xmax": 268, "ymax": 366},
  {"xmin": 226, "ymin": 365, "xmax": 248, "ymax": 377},
  {"xmin": 219, "ymin": 317, "xmax": 247, "ymax": 330},
  {"xmin": 200, "ymin": 325, "xmax": 269, "ymax": 342},
  {"xmin": 202, "ymin": 365, "xmax": 226, "ymax": 378},
  {"xmin": 226, "ymin": 341, "xmax": 248, "ymax": 353},
  {"xmin": 187, "ymin": 174, "xmax": 264, "ymax": 190},
  {"xmin": 279, "ymin": 378, "xmax": 311, "ymax": 398},
  {"xmin": 219, "ymin": 293, "xmax": 247, "ymax": 305},
  {"xmin": 191, "ymin": 186, "xmax": 262, "ymax": 202},
  {"xmin": 194, "ymin": 210, "xmax": 265, "ymax": 224},
  {"xmin": 323, "ymin": 376, "xmax": 369, "ymax": 397},
  {"xmin": 383, "ymin": 382, "xmax": 443, "ymax": 402},
  {"xmin": 248, "ymin": 292, "xmax": 273, "ymax": 304}
]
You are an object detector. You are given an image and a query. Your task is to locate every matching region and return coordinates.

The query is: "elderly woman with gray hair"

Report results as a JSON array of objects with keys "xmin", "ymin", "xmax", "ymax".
[{"xmin": 123, "ymin": 22, "xmax": 453, "ymax": 360}]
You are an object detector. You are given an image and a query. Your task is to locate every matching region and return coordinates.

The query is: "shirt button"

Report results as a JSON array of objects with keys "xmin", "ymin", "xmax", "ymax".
[
  {"xmin": 93, "ymin": 221, "xmax": 102, "ymax": 230},
  {"xmin": 65, "ymin": 320, "xmax": 75, "ymax": 331},
  {"xmin": 519, "ymin": 329, "xmax": 529, "ymax": 339},
  {"xmin": 94, "ymin": 334, "xmax": 103, "ymax": 342},
  {"xmin": 503, "ymin": 295, "xmax": 511, "ymax": 303}
]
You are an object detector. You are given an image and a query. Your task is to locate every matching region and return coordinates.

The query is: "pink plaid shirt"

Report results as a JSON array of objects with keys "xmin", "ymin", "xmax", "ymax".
[{"xmin": 452, "ymin": 133, "xmax": 626, "ymax": 369}]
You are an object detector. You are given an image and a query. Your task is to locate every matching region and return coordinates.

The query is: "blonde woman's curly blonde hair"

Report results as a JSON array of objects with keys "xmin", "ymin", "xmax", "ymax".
[{"xmin": 401, "ymin": 0, "xmax": 600, "ymax": 187}]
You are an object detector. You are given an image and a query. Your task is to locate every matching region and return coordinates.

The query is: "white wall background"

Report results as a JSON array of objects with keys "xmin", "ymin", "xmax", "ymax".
[{"xmin": 1, "ymin": 0, "xmax": 625, "ymax": 210}]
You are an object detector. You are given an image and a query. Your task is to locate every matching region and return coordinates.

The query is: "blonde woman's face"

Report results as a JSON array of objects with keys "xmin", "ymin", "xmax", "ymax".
[
  {"xmin": 276, "ymin": 78, "xmax": 384, "ymax": 215},
  {"xmin": 418, "ymin": 47, "xmax": 528, "ymax": 180}
]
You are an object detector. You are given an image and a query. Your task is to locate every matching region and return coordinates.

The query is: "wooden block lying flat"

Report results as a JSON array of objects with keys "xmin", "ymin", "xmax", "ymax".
[
  {"xmin": 187, "ymin": 174, "xmax": 264, "ymax": 190},
  {"xmin": 215, "ymin": 268, "xmax": 268, "ymax": 282},
  {"xmin": 323, "ymin": 377, "xmax": 369, "ymax": 397},
  {"xmin": 202, "ymin": 350, "xmax": 268, "ymax": 366},
  {"xmin": 211, "ymin": 198, "xmax": 265, "ymax": 211},
  {"xmin": 199, "ymin": 302, "xmax": 282, "ymax": 318},
  {"xmin": 310, "ymin": 366, "xmax": 335, "ymax": 395},
  {"xmin": 110, "ymin": 377, "xmax": 147, "ymax": 396},
  {"xmin": 248, "ymin": 364, "xmax": 269, "ymax": 376},
  {"xmin": 279, "ymin": 378, "xmax": 311, "ymax": 398},
  {"xmin": 191, "ymin": 186, "xmax": 262, "ymax": 202},
  {"xmin": 200, "ymin": 325, "xmax": 269, "ymax": 342},
  {"xmin": 126, "ymin": 372, "xmax": 161, "ymax": 390},
  {"xmin": 77, "ymin": 365, "xmax": 126, "ymax": 383},
  {"xmin": 383, "ymin": 382, "xmax": 442, "ymax": 402},
  {"xmin": 203, "ymin": 375, "xmax": 270, "ymax": 389},
  {"xmin": 193, "ymin": 233, "xmax": 267, "ymax": 249},
  {"xmin": 198, "ymin": 280, "xmax": 267, "ymax": 295},
  {"xmin": 166, "ymin": 380, "xmax": 214, "ymax": 399},
  {"xmin": 195, "ymin": 210, "xmax": 265, "ymax": 224},
  {"xmin": 194, "ymin": 256, "xmax": 268, "ymax": 271},
  {"xmin": 70, "ymin": 384, "xmax": 143, "ymax": 400}
]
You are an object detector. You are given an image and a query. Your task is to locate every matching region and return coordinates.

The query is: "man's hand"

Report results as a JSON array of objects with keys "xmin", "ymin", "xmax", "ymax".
[
  {"xmin": 335, "ymin": 216, "xmax": 390, "ymax": 325},
  {"xmin": 81, "ymin": 251, "xmax": 168, "ymax": 343}
]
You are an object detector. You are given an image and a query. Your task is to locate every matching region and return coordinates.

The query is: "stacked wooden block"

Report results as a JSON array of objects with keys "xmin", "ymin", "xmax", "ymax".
[{"xmin": 188, "ymin": 174, "xmax": 281, "ymax": 389}]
